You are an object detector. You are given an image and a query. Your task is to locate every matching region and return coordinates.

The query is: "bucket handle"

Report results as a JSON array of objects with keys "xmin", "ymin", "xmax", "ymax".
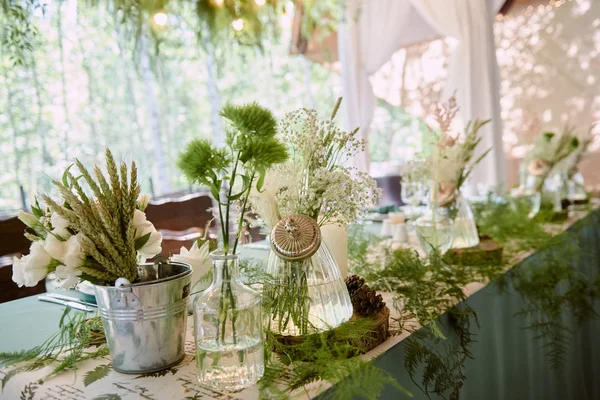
[{"xmin": 110, "ymin": 278, "xmax": 141, "ymax": 309}]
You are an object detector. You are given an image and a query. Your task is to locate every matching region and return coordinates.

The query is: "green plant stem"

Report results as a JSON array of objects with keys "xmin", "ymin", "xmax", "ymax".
[{"xmin": 232, "ymin": 172, "xmax": 255, "ymax": 254}]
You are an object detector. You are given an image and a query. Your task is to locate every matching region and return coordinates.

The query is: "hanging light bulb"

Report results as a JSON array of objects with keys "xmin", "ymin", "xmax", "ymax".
[
  {"xmin": 212, "ymin": 0, "xmax": 224, "ymax": 6},
  {"xmin": 280, "ymin": 13, "xmax": 292, "ymax": 29},
  {"xmin": 232, "ymin": 18, "xmax": 245, "ymax": 31},
  {"xmin": 255, "ymin": 0, "xmax": 266, "ymax": 5},
  {"xmin": 153, "ymin": 11, "xmax": 168, "ymax": 26}
]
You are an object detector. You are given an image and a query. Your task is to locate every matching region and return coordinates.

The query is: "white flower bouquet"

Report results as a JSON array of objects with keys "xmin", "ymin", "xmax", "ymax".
[
  {"xmin": 250, "ymin": 98, "xmax": 381, "ymax": 230},
  {"xmin": 416, "ymin": 97, "xmax": 491, "ymax": 207},
  {"xmin": 250, "ymin": 98, "xmax": 380, "ymax": 335},
  {"xmin": 13, "ymin": 149, "xmax": 162, "ymax": 289},
  {"xmin": 524, "ymin": 127, "xmax": 580, "ymax": 192}
]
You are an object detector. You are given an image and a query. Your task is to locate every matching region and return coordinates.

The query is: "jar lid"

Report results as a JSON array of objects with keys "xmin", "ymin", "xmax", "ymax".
[{"xmin": 270, "ymin": 214, "xmax": 321, "ymax": 261}]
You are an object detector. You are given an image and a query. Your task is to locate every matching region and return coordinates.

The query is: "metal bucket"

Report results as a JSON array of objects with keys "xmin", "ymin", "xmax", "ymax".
[{"xmin": 93, "ymin": 261, "xmax": 192, "ymax": 374}]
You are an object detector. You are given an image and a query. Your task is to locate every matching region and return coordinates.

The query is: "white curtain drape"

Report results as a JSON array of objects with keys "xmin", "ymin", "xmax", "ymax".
[
  {"xmin": 338, "ymin": 0, "xmax": 437, "ymax": 171},
  {"xmin": 339, "ymin": 0, "xmax": 506, "ymax": 187},
  {"xmin": 408, "ymin": 0, "xmax": 506, "ymax": 187}
]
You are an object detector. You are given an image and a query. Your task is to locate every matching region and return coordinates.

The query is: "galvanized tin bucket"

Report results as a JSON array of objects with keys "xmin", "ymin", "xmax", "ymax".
[{"xmin": 93, "ymin": 261, "xmax": 192, "ymax": 374}]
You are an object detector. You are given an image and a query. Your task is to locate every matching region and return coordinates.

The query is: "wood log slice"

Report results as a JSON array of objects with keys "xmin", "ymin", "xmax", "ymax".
[
  {"xmin": 273, "ymin": 306, "xmax": 390, "ymax": 358},
  {"xmin": 444, "ymin": 237, "xmax": 504, "ymax": 266}
]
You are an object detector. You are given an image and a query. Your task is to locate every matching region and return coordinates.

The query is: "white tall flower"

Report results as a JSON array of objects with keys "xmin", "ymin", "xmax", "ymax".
[
  {"xmin": 21, "ymin": 241, "xmax": 52, "ymax": 287},
  {"xmin": 50, "ymin": 212, "xmax": 70, "ymax": 238},
  {"xmin": 44, "ymin": 233, "xmax": 68, "ymax": 262},
  {"xmin": 133, "ymin": 209, "xmax": 162, "ymax": 258},
  {"xmin": 17, "ymin": 211, "xmax": 40, "ymax": 230},
  {"xmin": 171, "ymin": 241, "xmax": 211, "ymax": 286},
  {"xmin": 12, "ymin": 256, "xmax": 26, "ymax": 287},
  {"xmin": 137, "ymin": 194, "xmax": 150, "ymax": 211},
  {"xmin": 64, "ymin": 234, "xmax": 85, "ymax": 270},
  {"xmin": 54, "ymin": 265, "xmax": 83, "ymax": 289}
]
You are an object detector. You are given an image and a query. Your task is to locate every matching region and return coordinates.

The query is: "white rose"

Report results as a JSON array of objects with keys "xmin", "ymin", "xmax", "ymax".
[
  {"xmin": 44, "ymin": 234, "xmax": 68, "ymax": 262},
  {"xmin": 171, "ymin": 241, "xmax": 211, "ymax": 286},
  {"xmin": 12, "ymin": 256, "xmax": 26, "ymax": 287},
  {"xmin": 133, "ymin": 210, "xmax": 162, "ymax": 258},
  {"xmin": 23, "ymin": 241, "xmax": 52, "ymax": 287},
  {"xmin": 50, "ymin": 212, "xmax": 70, "ymax": 238}
]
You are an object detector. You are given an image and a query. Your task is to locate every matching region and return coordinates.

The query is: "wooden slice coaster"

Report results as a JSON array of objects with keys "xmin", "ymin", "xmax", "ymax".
[
  {"xmin": 273, "ymin": 306, "xmax": 390, "ymax": 358},
  {"xmin": 444, "ymin": 236, "xmax": 503, "ymax": 266}
]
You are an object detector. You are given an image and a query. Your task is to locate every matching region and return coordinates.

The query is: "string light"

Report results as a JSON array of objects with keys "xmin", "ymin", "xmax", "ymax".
[
  {"xmin": 153, "ymin": 11, "xmax": 168, "ymax": 26},
  {"xmin": 232, "ymin": 18, "xmax": 245, "ymax": 31},
  {"xmin": 255, "ymin": 0, "xmax": 266, "ymax": 5}
]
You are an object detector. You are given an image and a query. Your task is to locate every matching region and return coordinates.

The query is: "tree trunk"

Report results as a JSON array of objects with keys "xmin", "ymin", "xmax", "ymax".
[
  {"xmin": 29, "ymin": 57, "xmax": 49, "ymax": 172},
  {"xmin": 56, "ymin": 1, "xmax": 71, "ymax": 159},
  {"xmin": 115, "ymin": 18, "xmax": 144, "ymax": 157},
  {"xmin": 302, "ymin": 55, "xmax": 315, "ymax": 107},
  {"xmin": 203, "ymin": 35, "xmax": 224, "ymax": 146},
  {"xmin": 77, "ymin": 34, "xmax": 100, "ymax": 159},
  {"xmin": 2, "ymin": 67, "xmax": 22, "ymax": 200},
  {"xmin": 139, "ymin": 33, "xmax": 171, "ymax": 195}
]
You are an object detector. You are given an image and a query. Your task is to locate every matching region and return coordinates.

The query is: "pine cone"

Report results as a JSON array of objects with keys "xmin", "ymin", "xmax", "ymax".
[
  {"xmin": 345, "ymin": 274, "xmax": 365, "ymax": 298},
  {"xmin": 352, "ymin": 284, "xmax": 386, "ymax": 317}
]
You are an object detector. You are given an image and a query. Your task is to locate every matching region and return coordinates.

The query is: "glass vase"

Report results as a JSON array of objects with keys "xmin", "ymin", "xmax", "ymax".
[
  {"xmin": 442, "ymin": 194, "xmax": 480, "ymax": 249},
  {"xmin": 414, "ymin": 209, "xmax": 454, "ymax": 255},
  {"xmin": 265, "ymin": 239, "xmax": 353, "ymax": 337},
  {"xmin": 193, "ymin": 251, "xmax": 264, "ymax": 392},
  {"xmin": 511, "ymin": 163, "xmax": 542, "ymax": 219}
]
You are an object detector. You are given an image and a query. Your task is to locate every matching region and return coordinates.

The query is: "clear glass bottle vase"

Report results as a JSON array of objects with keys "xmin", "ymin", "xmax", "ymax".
[
  {"xmin": 193, "ymin": 251, "xmax": 264, "ymax": 392},
  {"xmin": 442, "ymin": 193, "xmax": 480, "ymax": 249},
  {"xmin": 414, "ymin": 182, "xmax": 454, "ymax": 255},
  {"xmin": 265, "ymin": 240, "xmax": 353, "ymax": 336}
]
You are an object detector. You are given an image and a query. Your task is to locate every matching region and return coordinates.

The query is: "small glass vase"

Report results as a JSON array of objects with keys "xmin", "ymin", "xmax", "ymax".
[
  {"xmin": 511, "ymin": 163, "xmax": 542, "ymax": 218},
  {"xmin": 442, "ymin": 193, "xmax": 480, "ymax": 249},
  {"xmin": 193, "ymin": 251, "xmax": 264, "ymax": 392},
  {"xmin": 265, "ymin": 220, "xmax": 353, "ymax": 336},
  {"xmin": 414, "ymin": 209, "xmax": 454, "ymax": 255}
]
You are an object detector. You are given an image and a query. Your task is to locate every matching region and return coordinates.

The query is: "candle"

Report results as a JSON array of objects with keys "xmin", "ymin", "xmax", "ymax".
[{"xmin": 321, "ymin": 224, "xmax": 349, "ymax": 278}]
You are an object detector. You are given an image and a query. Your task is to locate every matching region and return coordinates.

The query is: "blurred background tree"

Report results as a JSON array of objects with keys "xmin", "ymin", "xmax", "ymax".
[{"xmin": 0, "ymin": 0, "xmax": 345, "ymax": 212}]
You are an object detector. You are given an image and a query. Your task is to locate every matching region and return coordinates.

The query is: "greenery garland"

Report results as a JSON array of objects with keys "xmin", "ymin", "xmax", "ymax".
[{"xmin": 1, "ymin": 202, "xmax": 598, "ymax": 399}]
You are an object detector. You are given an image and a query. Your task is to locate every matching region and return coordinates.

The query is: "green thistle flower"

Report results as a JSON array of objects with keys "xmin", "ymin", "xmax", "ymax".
[{"xmin": 177, "ymin": 138, "xmax": 230, "ymax": 186}]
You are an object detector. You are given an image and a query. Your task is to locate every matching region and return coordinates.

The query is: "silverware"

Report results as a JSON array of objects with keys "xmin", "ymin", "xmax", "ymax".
[
  {"xmin": 38, "ymin": 295, "xmax": 95, "ymax": 312},
  {"xmin": 45, "ymin": 292, "xmax": 98, "ymax": 308}
]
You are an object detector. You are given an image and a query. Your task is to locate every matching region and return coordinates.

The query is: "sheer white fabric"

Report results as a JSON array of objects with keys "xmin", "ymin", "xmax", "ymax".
[
  {"xmin": 408, "ymin": 0, "xmax": 506, "ymax": 187},
  {"xmin": 339, "ymin": 0, "xmax": 506, "ymax": 186}
]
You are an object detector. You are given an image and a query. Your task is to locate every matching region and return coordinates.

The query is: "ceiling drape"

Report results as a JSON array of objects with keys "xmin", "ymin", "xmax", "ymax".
[{"xmin": 339, "ymin": 0, "xmax": 506, "ymax": 187}]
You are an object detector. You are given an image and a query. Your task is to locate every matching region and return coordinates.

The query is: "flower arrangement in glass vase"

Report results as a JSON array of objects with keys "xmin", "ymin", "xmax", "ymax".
[
  {"xmin": 517, "ymin": 127, "xmax": 580, "ymax": 216},
  {"xmin": 13, "ymin": 149, "xmax": 162, "ymax": 289},
  {"xmin": 552, "ymin": 127, "xmax": 593, "ymax": 210},
  {"xmin": 178, "ymin": 102, "xmax": 288, "ymax": 391},
  {"xmin": 410, "ymin": 97, "xmax": 491, "ymax": 252},
  {"xmin": 249, "ymin": 98, "xmax": 381, "ymax": 336}
]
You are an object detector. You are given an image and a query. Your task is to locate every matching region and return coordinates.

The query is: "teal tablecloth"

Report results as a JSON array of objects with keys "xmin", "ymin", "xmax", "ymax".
[{"xmin": 323, "ymin": 210, "xmax": 600, "ymax": 399}]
